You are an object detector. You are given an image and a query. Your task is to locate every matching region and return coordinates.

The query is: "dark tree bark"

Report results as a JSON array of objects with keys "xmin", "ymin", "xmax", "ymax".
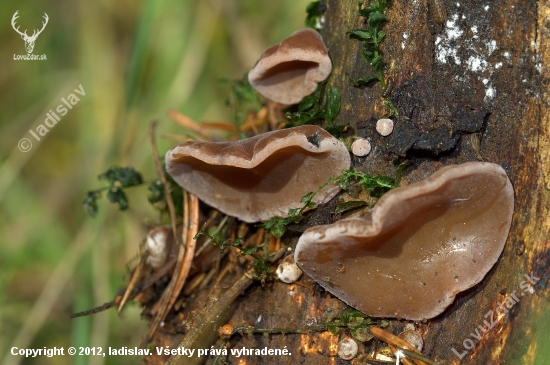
[{"xmin": 165, "ymin": 1, "xmax": 550, "ymax": 364}]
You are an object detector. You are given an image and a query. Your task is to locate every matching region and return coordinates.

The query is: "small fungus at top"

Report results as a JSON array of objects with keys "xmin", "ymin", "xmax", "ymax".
[
  {"xmin": 295, "ymin": 162, "xmax": 514, "ymax": 320},
  {"xmin": 165, "ymin": 125, "xmax": 350, "ymax": 223},
  {"xmin": 376, "ymin": 118, "xmax": 394, "ymax": 136},
  {"xmin": 248, "ymin": 28, "xmax": 332, "ymax": 105}
]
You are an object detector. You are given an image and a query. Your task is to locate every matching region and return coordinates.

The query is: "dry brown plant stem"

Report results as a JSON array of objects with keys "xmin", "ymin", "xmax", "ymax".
[{"xmin": 149, "ymin": 121, "xmax": 179, "ymax": 242}]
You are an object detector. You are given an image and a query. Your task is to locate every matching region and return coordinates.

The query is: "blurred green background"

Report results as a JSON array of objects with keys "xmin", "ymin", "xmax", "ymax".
[{"xmin": 0, "ymin": 1, "xmax": 309, "ymax": 364}]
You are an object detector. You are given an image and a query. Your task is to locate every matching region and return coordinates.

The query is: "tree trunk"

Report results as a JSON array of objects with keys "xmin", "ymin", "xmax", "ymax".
[{"xmin": 165, "ymin": 0, "xmax": 550, "ymax": 364}]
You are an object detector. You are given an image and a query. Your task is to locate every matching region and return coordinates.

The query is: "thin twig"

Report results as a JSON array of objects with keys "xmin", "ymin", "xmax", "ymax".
[
  {"xmin": 292, "ymin": 281, "xmax": 315, "ymax": 296},
  {"xmin": 70, "ymin": 299, "xmax": 120, "ymax": 318},
  {"xmin": 149, "ymin": 121, "xmax": 179, "ymax": 242},
  {"xmin": 162, "ymin": 192, "xmax": 200, "ymax": 322},
  {"xmin": 201, "ymin": 121, "xmax": 237, "ymax": 132},
  {"xmin": 118, "ymin": 253, "xmax": 148, "ymax": 315},
  {"xmin": 168, "ymin": 110, "xmax": 224, "ymax": 142},
  {"xmin": 70, "ymin": 257, "xmax": 177, "ymax": 319},
  {"xmin": 139, "ymin": 192, "xmax": 188, "ymax": 349},
  {"xmin": 370, "ymin": 327, "xmax": 430, "ymax": 365}
]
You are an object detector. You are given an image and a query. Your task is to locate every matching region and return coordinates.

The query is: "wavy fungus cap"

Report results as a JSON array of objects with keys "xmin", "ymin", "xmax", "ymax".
[
  {"xmin": 295, "ymin": 162, "xmax": 514, "ymax": 320},
  {"xmin": 248, "ymin": 28, "xmax": 332, "ymax": 105},
  {"xmin": 165, "ymin": 125, "xmax": 350, "ymax": 223}
]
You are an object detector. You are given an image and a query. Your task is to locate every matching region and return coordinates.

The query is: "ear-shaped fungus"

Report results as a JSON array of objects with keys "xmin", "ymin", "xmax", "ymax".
[
  {"xmin": 295, "ymin": 162, "xmax": 514, "ymax": 320},
  {"xmin": 248, "ymin": 28, "xmax": 332, "ymax": 105},
  {"xmin": 165, "ymin": 125, "xmax": 350, "ymax": 223}
]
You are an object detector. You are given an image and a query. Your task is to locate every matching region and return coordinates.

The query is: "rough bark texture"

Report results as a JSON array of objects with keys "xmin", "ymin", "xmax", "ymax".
[{"xmin": 165, "ymin": 0, "xmax": 550, "ymax": 364}]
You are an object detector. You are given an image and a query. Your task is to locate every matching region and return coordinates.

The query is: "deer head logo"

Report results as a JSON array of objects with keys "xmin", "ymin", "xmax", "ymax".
[{"xmin": 11, "ymin": 11, "xmax": 49, "ymax": 54}]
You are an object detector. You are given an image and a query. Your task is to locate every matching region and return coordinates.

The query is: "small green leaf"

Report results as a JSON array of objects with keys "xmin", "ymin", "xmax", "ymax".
[
  {"xmin": 367, "ymin": 11, "xmax": 386, "ymax": 28},
  {"xmin": 325, "ymin": 123, "xmax": 349, "ymax": 138},
  {"xmin": 242, "ymin": 247, "xmax": 259, "ymax": 256},
  {"xmin": 113, "ymin": 167, "xmax": 143, "ymax": 187},
  {"xmin": 370, "ymin": 54, "xmax": 384, "ymax": 69},
  {"xmin": 350, "ymin": 76, "xmax": 379, "ymax": 87},
  {"xmin": 300, "ymin": 192, "xmax": 315, "ymax": 203},
  {"xmin": 337, "ymin": 308, "xmax": 367, "ymax": 325},
  {"xmin": 82, "ymin": 191, "xmax": 100, "ymax": 217},
  {"xmin": 384, "ymin": 98, "xmax": 399, "ymax": 116},
  {"xmin": 147, "ymin": 180, "xmax": 165, "ymax": 204},
  {"xmin": 323, "ymin": 87, "xmax": 341, "ymax": 125},
  {"xmin": 335, "ymin": 200, "xmax": 368, "ymax": 215},
  {"xmin": 327, "ymin": 324, "xmax": 339, "ymax": 335},
  {"xmin": 99, "ymin": 166, "xmax": 143, "ymax": 187},
  {"xmin": 107, "ymin": 188, "xmax": 129, "ymax": 211},
  {"xmin": 305, "ymin": 1, "xmax": 323, "ymax": 30},
  {"xmin": 351, "ymin": 327, "xmax": 374, "ymax": 342},
  {"xmin": 271, "ymin": 224, "xmax": 287, "ymax": 239},
  {"xmin": 347, "ymin": 29, "xmax": 374, "ymax": 40}
]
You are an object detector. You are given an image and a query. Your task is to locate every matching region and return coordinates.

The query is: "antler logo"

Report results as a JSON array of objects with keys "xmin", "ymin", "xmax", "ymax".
[{"xmin": 11, "ymin": 11, "xmax": 49, "ymax": 54}]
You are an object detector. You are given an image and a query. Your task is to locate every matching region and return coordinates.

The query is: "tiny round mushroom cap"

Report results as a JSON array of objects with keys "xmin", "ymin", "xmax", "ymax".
[
  {"xmin": 337, "ymin": 338, "xmax": 358, "ymax": 360},
  {"xmin": 398, "ymin": 330, "xmax": 423, "ymax": 352},
  {"xmin": 248, "ymin": 28, "xmax": 332, "ymax": 105},
  {"xmin": 295, "ymin": 162, "xmax": 514, "ymax": 320},
  {"xmin": 146, "ymin": 226, "xmax": 171, "ymax": 269},
  {"xmin": 351, "ymin": 138, "xmax": 372, "ymax": 157},
  {"xmin": 276, "ymin": 255, "xmax": 303, "ymax": 283},
  {"xmin": 218, "ymin": 324, "xmax": 234, "ymax": 337},
  {"xmin": 376, "ymin": 118, "xmax": 394, "ymax": 136},
  {"xmin": 165, "ymin": 125, "xmax": 350, "ymax": 223}
]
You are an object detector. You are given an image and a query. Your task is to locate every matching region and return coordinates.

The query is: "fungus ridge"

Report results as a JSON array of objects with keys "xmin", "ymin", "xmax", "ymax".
[
  {"xmin": 295, "ymin": 162, "xmax": 514, "ymax": 320},
  {"xmin": 166, "ymin": 125, "xmax": 350, "ymax": 223}
]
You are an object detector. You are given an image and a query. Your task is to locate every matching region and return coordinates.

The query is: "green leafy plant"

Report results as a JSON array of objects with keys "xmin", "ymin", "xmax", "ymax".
[
  {"xmin": 348, "ymin": 0, "xmax": 398, "ymax": 116},
  {"xmin": 326, "ymin": 308, "xmax": 376, "ymax": 338},
  {"xmin": 83, "ymin": 166, "xmax": 143, "ymax": 217},
  {"xmin": 83, "ymin": 165, "xmax": 183, "ymax": 217},
  {"xmin": 336, "ymin": 169, "xmax": 397, "ymax": 198},
  {"xmin": 194, "ymin": 228, "xmax": 275, "ymax": 282},
  {"xmin": 348, "ymin": 0, "xmax": 388, "ymax": 88},
  {"xmin": 335, "ymin": 200, "xmax": 368, "ymax": 215},
  {"xmin": 262, "ymin": 168, "xmax": 397, "ymax": 238},
  {"xmin": 285, "ymin": 83, "xmax": 347, "ymax": 137},
  {"xmin": 220, "ymin": 72, "xmax": 263, "ymax": 127},
  {"xmin": 226, "ymin": 308, "xmax": 386, "ymax": 339},
  {"xmin": 305, "ymin": 1, "xmax": 324, "ymax": 31}
]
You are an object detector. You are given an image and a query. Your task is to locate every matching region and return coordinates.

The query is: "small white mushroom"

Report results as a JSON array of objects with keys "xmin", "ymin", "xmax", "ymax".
[
  {"xmin": 398, "ymin": 330, "xmax": 424, "ymax": 352},
  {"xmin": 276, "ymin": 255, "xmax": 303, "ymax": 283},
  {"xmin": 376, "ymin": 118, "xmax": 394, "ymax": 136},
  {"xmin": 146, "ymin": 226, "xmax": 171, "ymax": 268},
  {"xmin": 337, "ymin": 338, "xmax": 358, "ymax": 360},
  {"xmin": 351, "ymin": 138, "xmax": 372, "ymax": 157}
]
